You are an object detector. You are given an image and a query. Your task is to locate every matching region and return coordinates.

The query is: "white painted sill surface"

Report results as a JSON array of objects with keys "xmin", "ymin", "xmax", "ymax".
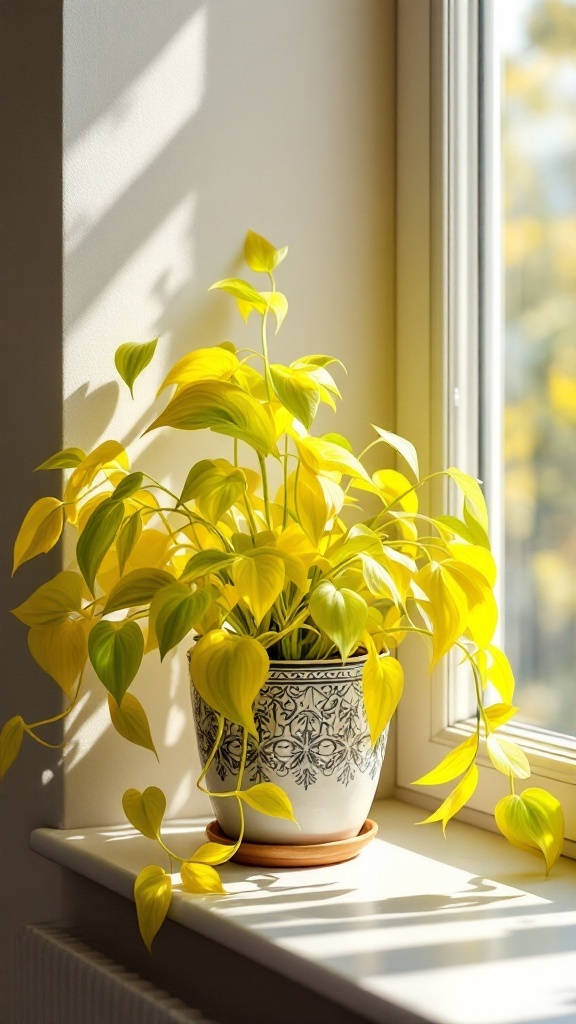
[{"xmin": 31, "ymin": 799, "xmax": 576, "ymax": 1024}]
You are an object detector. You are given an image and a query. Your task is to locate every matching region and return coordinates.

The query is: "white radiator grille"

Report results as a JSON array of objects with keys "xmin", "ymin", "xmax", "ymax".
[{"xmin": 14, "ymin": 925, "xmax": 215, "ymax": 1024}]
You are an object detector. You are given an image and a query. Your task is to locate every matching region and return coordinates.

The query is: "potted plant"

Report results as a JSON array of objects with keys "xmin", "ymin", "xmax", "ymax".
[{"xmin": 2, "ymin": 231, "xmax": 564, "ymax": 951}]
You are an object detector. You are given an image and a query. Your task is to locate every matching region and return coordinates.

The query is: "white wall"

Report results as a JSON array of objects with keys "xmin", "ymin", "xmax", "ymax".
[{"xmin": 61, "ymin": 0, "xmax": 397, "ymax": 828}]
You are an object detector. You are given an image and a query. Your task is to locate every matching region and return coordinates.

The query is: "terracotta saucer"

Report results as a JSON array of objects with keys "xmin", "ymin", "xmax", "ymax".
[{"xmin": 205, "ymin": 819, "xmax": 378, "ymax": 868}]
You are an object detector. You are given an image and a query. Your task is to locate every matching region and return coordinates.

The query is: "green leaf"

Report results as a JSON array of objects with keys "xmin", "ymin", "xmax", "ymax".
[
  {"xmin": 88, "ymin": 620, "xmax": 144, "ymax": 704},
  {"xmin": 309, "ymin": 580, "xmax": 368, "ymax": 661},
  {"xmin": 180, "ymin": 459, "xmax": 247, "ymax": 522},
  {"xmin": 269, "ymin": 364, "xmax": 319, "ymax": 428},
  {"xmin": 123, "ymin": 786, "xmax": 166, "ymax": 839},
  {"xmin": 180, "ymin": 861, "xmax": 226, "ymax": 895},
  {"xmin": 149, "ymin": 584, "xmax": 212, "ymax": 661},
  {"xmin": 116, "ymin": 513, "xmax": 143, "ymax": 575},
  {"xmin": 244, "ymin": 230, "xmax": 288, "ymax": 273},
  {"xmin": 13, "ymin": 496, "xmax": 64, "ymax": 573},
  {"xmin": 412, "ymin": 735, "xmax": 477, "ymax": 786},
  {"xmin": 111, "ymin": 472, "xmax": 144, "ymax": 502},
  {"xmin": 12, "ymin": 571, "xmax": 83, "ymax": 627},
  {"xmin": 76, "ymin": 498, "xmax": 125, "ymax": 594},
  {"xmin": 180, "ymin": 550, "xmax": 238, "ymax": 582},
  {"xmin": 495, "ymin": 788, "xmax": 564, "ymax": 875},
  {"xmin": 115, "ymin": 339, "xmax": 158, "ymax": 397},
  {"xmin": 35, "ymin": 447, "xmax": 86, "ymax": 471},
  {"xmin": 417, "ymin": 765, "xmax": 479, "ymax": 833},
  {"xmin": 145, "ymin": 380, "xmax": 276, "ymax": 457},
  {"xmin": 0, "ymin": 716, "xmax": 25, "ymax": 781},
  {"xmin": 239, "ymin": 782, "xmax": 297, "ymax": 822},
  {"xmin": 486, "ymin": 734, "xmax": 531, "ymax": 779},
  {"xmin": 190, "ymin": 630, "xmax": 269, "ymax": 736},
  {"xmin": 103, "ymin": 568, "xmax": 175, "ymax": 614},
  {"xmin": 372, "ymin": 426, "xmax": 419, "ymax": 480},
  {"xmin": 157, "ymin": 346, "xmax": 239, "ymax": 395},
  {"xmin": 232, "ymin": 550, "xmax": 285, "ymax": 625},
  {"xmin": 108, "ymin": 693, "xmax": 157, "ymax": 757},
  {"xmin": 134, "ymin": 865, "xmax": 172, "ymax": 952},
  {"xmin": 361, "ymin": 643, "xmax": 404, "ymax": 745}
]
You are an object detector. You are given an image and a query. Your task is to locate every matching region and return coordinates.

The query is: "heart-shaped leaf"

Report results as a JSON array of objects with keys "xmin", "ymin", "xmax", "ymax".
[
  {"xmin": 103, "ymin": 568, "xmax": 175, "ymax": 614},
  {"xmin": 233, "ymin": 551, "xmax": 285, "ymax": 625},
  {"xmin": 361, "ymin": 642, "xmax": 404, "ymax": 745},
  {"xmin": 309, "ymin": 580, "xmax": 368, "ymax": 661},
  {"xmin": 495, "ymin": 788, "xmax": 564, "ymax": 875},
  {"xmin": 244, "ymin": 230, "xmax": 288, "ymax": 273},
  {"xmin": 28, "ymin": 618, "xmax": 90, "ymax": 698},
  {"xmin": 149, "ymin": 584, "xmax": 212, "ymax": 660},
  {"xmin": 134, "ymin": 864, "xmax": 172, "ymax": 952},
  {"xmin": 123, "ymin": 786, "xmax": 166, "ymax": 840},
  {"xmin": 88, "ymin": 620, "xmax": 144, "ymax": 704},
  {"xmin": 189, "ymin": 630, "xmax": 269, "ymax": 736},
  {"xmin": 157, "ymin": 346, "xmax": 239, "ymax": 395}
]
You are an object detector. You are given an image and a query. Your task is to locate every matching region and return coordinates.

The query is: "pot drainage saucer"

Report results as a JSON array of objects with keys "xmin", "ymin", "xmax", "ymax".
[{"xmin": 205, "ymin": 818, "xmax": 378, "ymax": 867}]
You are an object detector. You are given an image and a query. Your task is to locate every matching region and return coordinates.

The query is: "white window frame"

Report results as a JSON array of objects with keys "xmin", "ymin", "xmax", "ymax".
[{"xmin": 394, "ymin": 0, "xmax": 576, "ymax": 855}]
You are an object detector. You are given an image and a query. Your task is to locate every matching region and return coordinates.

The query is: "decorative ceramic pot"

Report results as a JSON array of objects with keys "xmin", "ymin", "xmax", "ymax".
[{"xmin": 189, "ymin": 654, "xmax": 388, "ymax": 845}]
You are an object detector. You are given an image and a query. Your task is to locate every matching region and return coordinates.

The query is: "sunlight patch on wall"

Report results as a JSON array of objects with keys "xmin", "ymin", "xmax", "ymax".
[{"xmin": 64, "ymin": 7, "xmax": 207, "ymax": 252}]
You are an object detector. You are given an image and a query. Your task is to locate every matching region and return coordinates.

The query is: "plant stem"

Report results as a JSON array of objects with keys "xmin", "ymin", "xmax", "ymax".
[
  {"xmin": 282, "ymin": 436, "xmax": 289, "ymax": 529},
  {"xmin": 258, "ymin": 454, "xmax": 272, "ymax": 529}
]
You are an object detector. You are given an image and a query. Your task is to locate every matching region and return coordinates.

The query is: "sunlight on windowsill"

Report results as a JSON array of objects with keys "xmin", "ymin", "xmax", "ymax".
[{"xmin": 31, "ymin": 799, "xmax": 576, "ymax": 1024}]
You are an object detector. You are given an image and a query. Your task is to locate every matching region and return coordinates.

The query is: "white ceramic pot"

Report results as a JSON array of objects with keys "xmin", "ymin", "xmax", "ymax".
[{"xmin": 190, "ymin": 654, "xmax": 388, "ymax": 845}]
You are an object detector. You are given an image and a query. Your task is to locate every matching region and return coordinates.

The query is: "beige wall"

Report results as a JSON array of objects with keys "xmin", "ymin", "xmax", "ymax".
[
  {"xmin": 62, "ymin": 0, "xmax": 398, "ymax": 827},
  {"xmin": 1, "ymin": 3, "xmax": 396, "ymax": 1017}
]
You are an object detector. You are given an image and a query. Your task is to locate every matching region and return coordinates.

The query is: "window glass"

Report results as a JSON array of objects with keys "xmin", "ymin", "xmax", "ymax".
[{"xmin": 502, "ymin": 0, "xmax": 576, "ymax": 735}]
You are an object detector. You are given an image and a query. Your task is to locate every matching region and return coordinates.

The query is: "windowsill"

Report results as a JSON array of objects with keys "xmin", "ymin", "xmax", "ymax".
[{"xmin": 31, "ymin": 799, "xmax": 576, "ymax": 1024}]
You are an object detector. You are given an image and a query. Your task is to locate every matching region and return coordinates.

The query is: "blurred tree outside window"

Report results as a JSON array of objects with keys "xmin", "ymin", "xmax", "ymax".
[{"xmin": 502, "ymin": 0, "xmax": 576, "ymax": 735}]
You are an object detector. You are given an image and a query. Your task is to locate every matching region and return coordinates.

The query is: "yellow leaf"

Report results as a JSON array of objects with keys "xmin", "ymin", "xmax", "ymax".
[
  {"xmin": 108, "ymin": 693, "xmax": 157, "ymax": 757},
  {"xmin": 0, "ymin": 716, "xmax": 25, "ymax": 781},
  {"xmin": 483, "ymin": 703, "xmax": 518, "ymax": 731},
  {"xmin": 415, "ymin": 562, "xmax": 468, "ymax": 665},
  {"xmin": 189, "ymin": 630, "xmax": 269, "ymax": 736},
  {"xmin": 28, "ymin": 618, "xmax": 90, "ymax": 698},
  {"xmin": 309, "ymin": 580, "xmax": 368, "ymax": 661},
  {"xmin": 239, "ymin": 782, "xmax": 297, "ymax": 822},
  {"xmin": 190, "ymin": 842, "xmax": 234, "ymax": 866},
  {"xmin": 64, "ymin": 441, "xmax": 128, "ymax": 507},
  {"xmin": 233, "ymin": 550, "xmax": 285, "ymax": 625},
  {"xmin": 371, "ymin": 426, "xmax": 420, "ymax": 480},
  {"xmin": 448, "ymin": 543, "xmax": 497, "ymax": 587},
  {"xmin": 122, "ymin": 786, "xmax": 166, "ymax": 840},
  {"xmin": 443, "ymin": 560, "xmax": 498, "ymax": 650},
  {"xmin": 103, "ymin": 568, "xmax": 176, "ymax": 614},
  {"xmin": 274, "ymin": 524, "xmax": 318, "ymax": 569},
  {"xmin": 296, "ymin": 436, "xmax": 371, "ymax": 483},
  {"xmin": 145, "ymin": 380, "xmax": 277, "ymax": 457},
  {"xmin": 12, "ymin": 571, "xmax": 83, "ymax": 627},
  {"xmin": 447, "ymin": 468, "xmax": 489, "ymax": 535},
  {"xmin": 180, "ymin": 861, "xmax": 226, "ymax": 895},
  {"xmin": 13, "ymin": 497, "xmax": 64, "ymax": 573},
  {"xmin": 157, "ymin": 346, "xmax": 239, "ymax": 395},
  {"xmin": 486, "ymin": 645, "xmax": 515, "ymax": 703},
  {"xmin": 412, "ymin": 735, "xmax": 477, "ymax": 786},
  {"xmin": 269, "ymin": 364, "xmax": 319, "ymax": 427},
  {"xmin": 261, "ymin": 292, "xmax": 288, "ymax": 332},
  {"xmin": 361, "ymin": 641, "xmax": 404, "ymax": 745},
  {"xmin": 244, "ymin": 230, "xmax": 288, "ymax": 273},
  {"xmin": 35, "ymin": 446, "xmax": 86, "ymax": 471},
  {"xmin": 486, "ymin": 734, "xmax": 531, "ymax": 779},
  {"xmin": 418, "ymin": 765, "xmax": 479, "ymax": 833},
  {"xmin": 495, "ymin": 788, "xmax": 564, "ymax": 875},
  {"xmin": 181, "ymin": 459, "xmax": 247, "ymax": 523},
  {"xmin": 134, "ymin": 865, "xmax": 172, "ymax": 952}
]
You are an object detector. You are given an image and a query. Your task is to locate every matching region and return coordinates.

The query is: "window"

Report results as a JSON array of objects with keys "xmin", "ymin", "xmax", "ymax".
[{"xmin": 395, "ymin": 0, "xmax": 576, "ymax": 854}]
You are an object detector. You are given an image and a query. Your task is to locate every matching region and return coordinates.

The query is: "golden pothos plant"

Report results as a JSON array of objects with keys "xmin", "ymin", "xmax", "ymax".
[{"xmin": 3, "ymin": 230, "xmax": 565, "ymax": 950}]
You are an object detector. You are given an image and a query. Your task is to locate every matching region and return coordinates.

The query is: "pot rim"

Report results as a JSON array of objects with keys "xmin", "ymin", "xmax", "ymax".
[{"xmin": 187, "ymin": 646, "xmax": 387, "ymax": 667}]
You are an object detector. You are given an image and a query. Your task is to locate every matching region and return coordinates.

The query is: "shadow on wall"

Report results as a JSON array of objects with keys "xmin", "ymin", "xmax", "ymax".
[{"xmin": 60, "ymin": 0, "xmax": 394, "ymax": 824}]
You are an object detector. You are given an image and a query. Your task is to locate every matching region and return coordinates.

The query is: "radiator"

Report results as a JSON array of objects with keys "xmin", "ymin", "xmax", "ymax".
[{"xmin": 14, "ymin": 925, "xmax": 215, "ymax": 1024}]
